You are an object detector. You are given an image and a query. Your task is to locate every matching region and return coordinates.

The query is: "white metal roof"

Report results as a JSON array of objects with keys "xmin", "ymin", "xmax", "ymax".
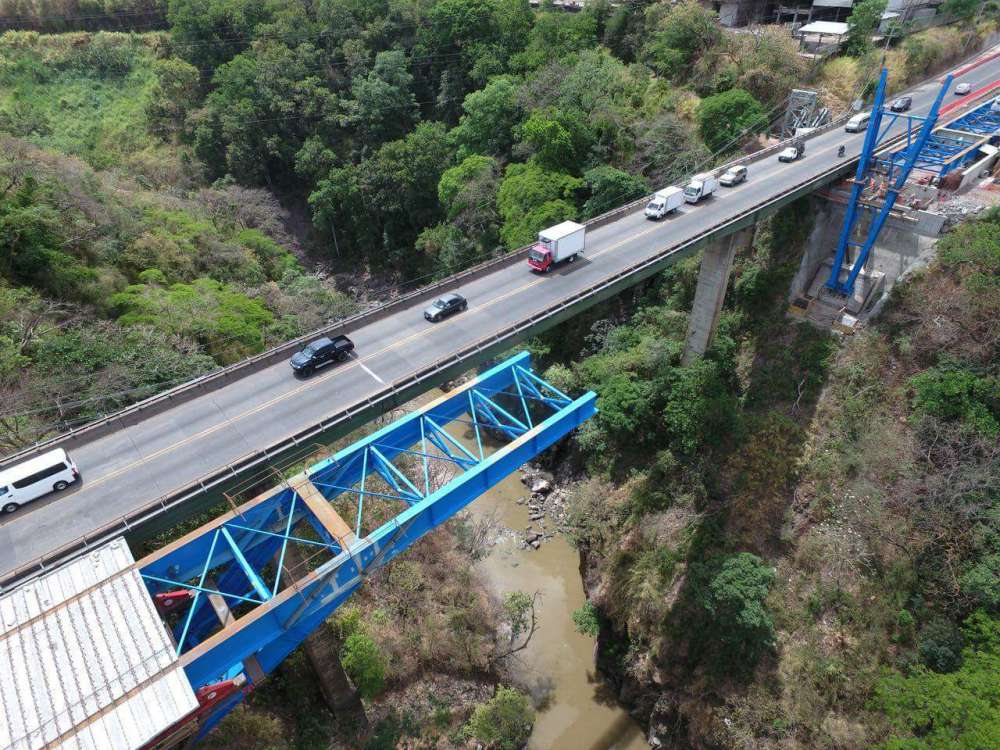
[
  {"xmin": 0, "ymin": 539, "xmax": 198, "ymax": 750},
  {"xmin": 798, "ymin": 21, "xmax": 850, "ymax": 36},
  {"xmin": 539, "ymin": 220, "xmax": 585, "ymax": 240}
]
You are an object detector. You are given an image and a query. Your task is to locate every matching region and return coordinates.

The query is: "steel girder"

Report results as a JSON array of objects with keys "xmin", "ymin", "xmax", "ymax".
[
  {"xmin": 137, "ymin": 351, "xmax": 596, "ymax": 721},
  {"xmin": 826, "ymin": 69, "xmax": 952, "ymax": 296}
]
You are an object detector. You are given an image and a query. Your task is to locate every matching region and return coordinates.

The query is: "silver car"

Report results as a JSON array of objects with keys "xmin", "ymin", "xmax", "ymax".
[{"xmin": 719, "ymin": 165, "xmax": 748, "ymax": 186}]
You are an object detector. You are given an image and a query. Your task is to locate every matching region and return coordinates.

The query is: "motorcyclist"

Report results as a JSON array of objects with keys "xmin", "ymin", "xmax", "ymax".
[{"xmin": 838, "ymin": 145, "xmax": 846, "ymax": 158}]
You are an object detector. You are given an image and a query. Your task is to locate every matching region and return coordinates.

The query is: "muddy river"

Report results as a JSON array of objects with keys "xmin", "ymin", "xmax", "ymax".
[{"xmin": 467, "ymin": 468, "xmax": 647, "ymax": 750}]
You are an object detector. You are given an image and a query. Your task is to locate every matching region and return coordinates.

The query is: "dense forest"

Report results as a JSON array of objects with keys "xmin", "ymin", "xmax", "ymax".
[{"xmin": 1, "ymin": 0, "xmax": 998, "ymax": 748}]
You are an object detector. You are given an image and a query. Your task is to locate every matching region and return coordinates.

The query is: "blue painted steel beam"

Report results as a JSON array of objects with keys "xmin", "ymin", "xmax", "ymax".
[
  {"xmin": 838, "ymin": 74, "xmax": 952, "ymax": 295},
  {"xmin": 827, "ymin": 70, "xmax": 953, "ymax": 295},
  {"xmin": 826, "ymin": 68, "xmax": 891, "ymax": 293},
  {"xmin": 137, "ymin": 352, "xmax": 597, "ymax": 714}
]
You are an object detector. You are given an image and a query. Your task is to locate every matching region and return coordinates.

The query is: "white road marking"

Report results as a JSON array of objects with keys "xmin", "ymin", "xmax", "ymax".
[{"xmin": 355, "ymin": 357, "xmax": 385, "ymax": 384}]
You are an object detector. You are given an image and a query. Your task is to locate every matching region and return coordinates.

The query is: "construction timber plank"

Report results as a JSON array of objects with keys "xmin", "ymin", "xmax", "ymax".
[{"xmin": 289, "ymin": 474, "xmax": 357, "ymax": 548}]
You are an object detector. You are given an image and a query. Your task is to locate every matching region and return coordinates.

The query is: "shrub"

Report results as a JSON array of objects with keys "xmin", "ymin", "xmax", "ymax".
[
  {"xmin": 909, "ymin": 363, "xmax": 1000, "ymax": 438},
  {"xmin": 340, "ymin": 632, "xmax": 387, "ymax": 700},
  {"xmin": 572, "ymin": 601, "xmax": 601, "ymax": 637},
  {"xmin": 918, "ymin": 617, "xmax": 965, "ymax": 673},
  {"xmin": 464, "ymin": 686, "xmax": 535, "ymax": 750},
  {"xmin": 690, "ymin": 552, "xmax": 776, "ymax": 669},
  {"xmin": 696, "ymin": 88, "xmax": 767, "ymax": 153}
]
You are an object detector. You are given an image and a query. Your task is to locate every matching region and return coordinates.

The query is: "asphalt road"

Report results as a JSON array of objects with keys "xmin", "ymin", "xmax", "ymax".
[{"xmin": 3, "ymin": 54, "xmax": 999, "ymax": 579}]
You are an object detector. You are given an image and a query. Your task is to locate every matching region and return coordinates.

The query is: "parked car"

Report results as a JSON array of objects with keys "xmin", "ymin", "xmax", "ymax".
[
  {"xmin": 289, "ymin": 335, "xmax": 354, "ymax": 375},
  {"xmin": 719, "ymin": 165, "xmax": 748, "ymax": 187},
  {"xmin": 424, "ymin": 292, "xmax": 467, "ymax": 322},
  {"xmin": 0, "ymin": 448, "xmax": 79, "ymax": 514},
  {"xmin": 844, "ymin": 112, "xmax": 871, "ymax": 133},
  {"xmin": 890, "ymin": 96, "xmax": 912, "ymax": 112},
  {"xmin": 778, "ymin": 141, "xmax": 804, "ymax": 162},
  {"xmin": 955, "ymin": 82, "xmax": 972, "ymax": 95}
]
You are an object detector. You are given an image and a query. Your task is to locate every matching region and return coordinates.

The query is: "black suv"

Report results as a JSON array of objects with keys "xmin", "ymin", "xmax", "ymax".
[
  {"xmin": 423, "ymin": 292, "xmax": 467, "ymax": 322},
  {"xmin": 290, "ymin": 335, "xmax": 354, "ymax": 376}
]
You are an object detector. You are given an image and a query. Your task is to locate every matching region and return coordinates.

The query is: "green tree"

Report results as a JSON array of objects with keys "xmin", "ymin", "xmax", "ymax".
[
  {"xmin": 495, "ymin": 162, "xmax": 581, "ymax": 247},
  {"xmin": 451, "ymin": 76, "xmax": 524, "ymax": 158},
  {"xmin": 582, "ymin": 165, "xmax": 648, "ymax": 218},
  {"xmin": 465, "ymin": 686, "xmax": 535, "ymax": 750},
  {"xmin": 874, "ymin": 612, "xmax": 1000, "ymax": 749},
  {"xmin": 419, "ymin": 0, "xmax": 532, "ymax": 111},
  {"xmin": 697, "ymin": 88, "xmax": 767, "ymax": 153},
  {"xmin": 145, "ymin": 58, "xmax": 200, "ymax": 138},
  {"xmin": 909, "ymin": 363, "xmax": 1000, "ymax": 438},
  {"xmin": 340, "ymin": 631, "xmax": 387, "ymax": 700},
  {"xmin": 167, "ymin": 0, "xmax": 275, "ymax": 72},
  {"xmin": 310, "ymin": 122, "xmax": 454, "ymax": 274},
  {"xmin": 519, "ymin": 108, "xmax": 594, "ymax": 173},
  {"xmin": 572, "ymin": 601, "xmax": 601, "ymax": 637},
  {"xmin": 517, "ymin": 8, "xmax": 598, "ymax": 70},
  {"xmin": 941, "ymin": 0, "xmax": 980, "ymax": 18},
  {"xmin": 846, "ymin": 0, "xmax": 888, "ymax": 57},
  {"xmin": 346, "ymin": 49, "xmax": 419, "ymax": 146},
  {"xmin": 691, "ymin": 553, "xmax": 776, "ymax": 669},
  {"xmin": 0, "ymin": 176, "xmax": 94, "ymax": 299},
  {"xmin": 195, "ymin": 41, "xmax": 337, "ymax": 184},
  {"xmin": 642, "ymin": 1, "xmax": 721, "ymax": 79},
  {"xmin": 110, "ymin": 277, "xmax": 274, "ymax": 364}
]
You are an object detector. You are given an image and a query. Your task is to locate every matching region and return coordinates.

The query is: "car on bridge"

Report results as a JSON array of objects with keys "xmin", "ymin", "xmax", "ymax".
[
  {"xmin": 778, "ymin": 141, "xmax": 804, "ymax": 162},
  {"xmin": 0, "ymin": 448, "xmax": 79, "ymax": 514},
  {"xmin": 955, "ymin": 82, "xmax": 972, "ymax": 95},
  {"xmin": 424, "ymin": 292, "xmax": 467, "ymax": 322},
  {"xmin": 719, "ymin": 165, "xmax": 748, "ymax": 187},
  {"xmin": 845, "ymin": 112, "xmax": 871, "ymax": 132},
  {"xmin": 290, "ymin": 335, "xmax": 355, "ymax": 376},
  {"xmin": 890, "ymin": 96, "xmax": 912, "ymax": 112}
]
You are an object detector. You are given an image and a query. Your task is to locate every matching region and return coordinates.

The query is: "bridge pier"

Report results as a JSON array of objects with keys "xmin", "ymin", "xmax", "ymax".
[{"xmin": 682, "ymin": 223, "xmax": 756, "ymax": 364}]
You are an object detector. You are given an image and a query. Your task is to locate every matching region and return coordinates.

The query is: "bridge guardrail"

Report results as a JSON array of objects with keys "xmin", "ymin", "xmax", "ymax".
[
  {"xmin": 0, "ymin": 110, "xmax": 857, "ymax": 470},
  {"xmin": 0, "ymin": 135, "xmax": 869, "ymax": 592},
  {"xmin": 3, "ymin": 74, "xmax": 993, "ymax": 590}
]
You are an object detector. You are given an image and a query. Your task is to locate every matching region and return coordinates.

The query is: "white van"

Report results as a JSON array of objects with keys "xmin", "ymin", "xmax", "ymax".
[
  {"xmin": 845, "ymin": 112, "xmax": 871, "ymax": 133},
  {"xmin": 0, "ymin": 448, "xmax": 79, "ymax": 513}
]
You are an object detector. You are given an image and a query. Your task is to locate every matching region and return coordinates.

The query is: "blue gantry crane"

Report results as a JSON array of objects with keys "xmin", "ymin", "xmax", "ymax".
[
  {"xmin": 136, "ymin": 351, "xmax": 596, "ymax": 738},
  {"xmin": 825, "ymin": 68, "xmax": 953, "ymax": 296}
]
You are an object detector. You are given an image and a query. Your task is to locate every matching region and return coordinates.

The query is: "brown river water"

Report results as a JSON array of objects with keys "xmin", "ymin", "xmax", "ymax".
[
  {"xmin": 467, "ymin": 472, "xmax": 648, "ymax": 750},
  {"xmin": 409, "ymin": 388, "xmax": 647, "ymax": 749}
]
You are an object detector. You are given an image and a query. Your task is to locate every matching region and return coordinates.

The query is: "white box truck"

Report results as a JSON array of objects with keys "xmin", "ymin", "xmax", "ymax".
[
  {"xmin": 644, "ymin": 186, "xmax": 685, "ymax": 220},
  {"xmin": 528, "ymin": 221, "xmax": 586, "ymax": 273},
  {"xmin": 683, "ymin": 173, "xmax": 718, "ymax": 204}
]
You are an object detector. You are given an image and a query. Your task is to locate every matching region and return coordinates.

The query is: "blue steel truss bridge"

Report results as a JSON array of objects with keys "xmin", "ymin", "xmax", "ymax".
[{"xmin": 0, "ymin": 352, "xmax": 595, "ymax": 750}]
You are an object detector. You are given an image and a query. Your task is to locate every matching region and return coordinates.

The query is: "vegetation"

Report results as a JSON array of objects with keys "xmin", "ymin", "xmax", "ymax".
[
  {"xmin": 548, "ymin": 203, "xmax": 1000, "ymax": 748},
  {"xmin": 2, "ymin": 2, "xmax": 999, "ymax": 748},
  {"xmin": 464, "ymin": 686, "xmax": 535, "ymax": 750}
]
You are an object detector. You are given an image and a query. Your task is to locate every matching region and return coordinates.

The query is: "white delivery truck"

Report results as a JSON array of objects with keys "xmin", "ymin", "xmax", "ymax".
[
  {"xmin": 528, "ymin": 221, "xmax": 586, "ymax": 273},
  {"xmin": 644, "ymin": 186, "xmax": 685, "ymax": 220},
  {"xmin": 683, "ymin": 173, "xmax": 718, "ymax": 204}
]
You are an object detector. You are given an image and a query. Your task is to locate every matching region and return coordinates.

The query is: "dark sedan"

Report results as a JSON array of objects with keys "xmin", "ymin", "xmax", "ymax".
[
  {"xmin": 890, "ymin": 96, "xmax": 912, "ymax": 113},
  {"xmin": 424, "ymin": 292, "xmax": 467, "ymax": 322}
]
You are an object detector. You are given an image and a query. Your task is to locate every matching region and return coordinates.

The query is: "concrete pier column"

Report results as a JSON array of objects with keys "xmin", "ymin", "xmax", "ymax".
[{"xmin": 682, "ymin": 224, "xmax": 755, "ymax": 365}]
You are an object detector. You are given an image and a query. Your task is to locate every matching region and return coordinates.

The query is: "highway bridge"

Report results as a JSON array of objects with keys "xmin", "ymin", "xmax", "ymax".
[{"xmin": 3, "ymin": 51, "xmax": 1000, "ymax": 589}]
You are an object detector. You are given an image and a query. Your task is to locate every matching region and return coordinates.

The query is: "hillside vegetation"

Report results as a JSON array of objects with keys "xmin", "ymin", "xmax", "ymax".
[
  {"xmin": 548, "ymin": 204, "xmax": 999, "ymax": 749},
  {"xmin": 1, "ymin": 2, "xmax": 998, "ymax": 747}
]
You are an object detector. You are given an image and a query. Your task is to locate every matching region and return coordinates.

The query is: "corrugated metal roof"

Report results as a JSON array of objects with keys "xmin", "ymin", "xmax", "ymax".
[{"xmin": 0, "ymin": 540, "xmax": 199, "ymax": 750}]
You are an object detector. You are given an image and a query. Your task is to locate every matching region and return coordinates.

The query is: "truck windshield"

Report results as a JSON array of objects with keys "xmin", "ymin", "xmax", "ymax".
[
  {"xmin": 529, "ymin": 248, "xmax": 548, "ymax": 262},
  {"xmin": 684, "ymin": 186, "xmax": 698, "ymax": 197},
  {"xmin": 647, "ymin": 200, "xmax": 662, "ymax": 209}
]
